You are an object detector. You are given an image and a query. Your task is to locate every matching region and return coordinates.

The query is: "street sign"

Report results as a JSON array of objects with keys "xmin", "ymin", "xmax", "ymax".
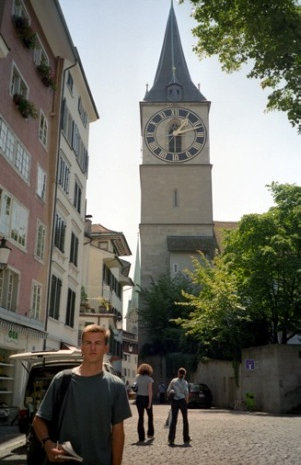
[{"xmin": 246, "ymin": 359, "xmax": 255, "ymax": 370}]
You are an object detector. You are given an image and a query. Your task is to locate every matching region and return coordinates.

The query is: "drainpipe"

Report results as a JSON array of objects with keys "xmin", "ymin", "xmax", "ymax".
[{"xmin": 43, "ymin": 58, "xmax": 77, "ymax": 349}]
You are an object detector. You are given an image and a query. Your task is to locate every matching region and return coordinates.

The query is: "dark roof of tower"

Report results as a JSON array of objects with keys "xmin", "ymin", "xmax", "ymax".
[{"xmin": 144, "ymin": 2, "xmax": 206, "ymax": 102}]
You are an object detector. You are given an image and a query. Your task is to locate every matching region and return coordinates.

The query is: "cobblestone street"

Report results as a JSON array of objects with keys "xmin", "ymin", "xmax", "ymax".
[{"xmin": 123, "ymin": 403, "xmax": 301, "ymax": 465}]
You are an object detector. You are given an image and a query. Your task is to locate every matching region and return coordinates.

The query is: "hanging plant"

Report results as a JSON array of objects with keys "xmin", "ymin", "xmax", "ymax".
[
  {"xmin": 36, "ymin": 63, "xmax": 56, "ymax": 90},
  {"xmin": 12, "ymin": 15, "xmax": 37, "ymax": 49},
  {"xmin": 13, "ymin": 93, "xmax": 38, "ymax": 119}
]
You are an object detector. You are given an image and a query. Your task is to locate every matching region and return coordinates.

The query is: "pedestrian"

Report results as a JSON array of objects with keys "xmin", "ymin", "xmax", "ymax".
[
  {"xmin": 134, "ymin": 363, "xmax": 154, "ymax": 443},
  {"xmin": 158, "ymin": 382, "xmax": 166, "ymax": 403},
  {"xmin": 125, "ymin": 380, "xmax": 131, "ymax": 398},
  {"xmin": 32, "ymin": 324, "xmax": 132, "ymax": 465},
  {"xmin": 167, "ymin": 367, "xmax": 191, "ymax": 446}
]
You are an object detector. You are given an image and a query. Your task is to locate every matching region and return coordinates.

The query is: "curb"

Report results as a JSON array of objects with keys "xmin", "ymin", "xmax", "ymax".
[{"xmin": 0, "ymin": 435, "xmax": 25, "ymax": 459}]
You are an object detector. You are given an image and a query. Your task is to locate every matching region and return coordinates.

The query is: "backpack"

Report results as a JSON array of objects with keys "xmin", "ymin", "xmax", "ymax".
[{"xmin": 26, "ymin": 370, "xmax": 72, "ymax": 465}]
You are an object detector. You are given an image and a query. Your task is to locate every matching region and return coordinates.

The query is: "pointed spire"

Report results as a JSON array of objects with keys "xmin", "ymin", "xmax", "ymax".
[{"xmin": 145, "ymin": 2, "xmax": 206, "ymax": 102}]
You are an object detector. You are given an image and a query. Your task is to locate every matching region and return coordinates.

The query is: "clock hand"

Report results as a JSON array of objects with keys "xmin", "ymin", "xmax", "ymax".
[
  {"xmin": 174, "ymin": 125, "xmax": 204, "ymax": 135},
  {"xmin": 173, "ymin": 118, "xmax": 189, "ymax": 136}
]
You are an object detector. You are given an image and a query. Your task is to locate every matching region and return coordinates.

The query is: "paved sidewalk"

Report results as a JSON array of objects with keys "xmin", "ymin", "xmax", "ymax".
[{"xmin": 123, "ymin": 403, "xmax": 301, "ymax": 465}]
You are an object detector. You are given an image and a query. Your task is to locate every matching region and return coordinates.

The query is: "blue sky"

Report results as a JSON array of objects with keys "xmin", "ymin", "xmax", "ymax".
[{"xmin": 60, "ymin": 0, "xmax": 300, "ymax": 275}]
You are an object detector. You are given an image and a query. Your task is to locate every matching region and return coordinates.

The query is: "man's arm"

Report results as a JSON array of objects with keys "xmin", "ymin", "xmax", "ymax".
[
  {"xmin": 112, "ymin": 421, "xmax": 125, "ymax": 465},
  {"xmin": 32, "ymin": 416, "xmax": 60, "ymax": 462}
]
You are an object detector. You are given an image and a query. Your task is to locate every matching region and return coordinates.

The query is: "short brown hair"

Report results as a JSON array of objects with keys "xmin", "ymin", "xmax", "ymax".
[
  {"xmin": 178, "ymin": 367, "xmax": 186, "ymax": 375},
  {"xmin": 137, "ymin": 363, "xmax": 153, "ymax": 376},
  {"xmin": 81, "ymin": 324, "xmax": 110, "ymax": 345}
]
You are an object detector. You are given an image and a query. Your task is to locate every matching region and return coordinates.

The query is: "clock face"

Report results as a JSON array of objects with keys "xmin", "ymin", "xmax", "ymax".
[{"xmin": 144, "ymin": 107, "xmax": 206, "ymax": 163}]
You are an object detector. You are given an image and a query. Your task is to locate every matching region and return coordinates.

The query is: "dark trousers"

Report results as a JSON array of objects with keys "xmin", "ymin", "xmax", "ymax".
[
  {"xmin": 168, "ymin": 398, "xmax": 190, "ymax": 443},
  {"xmin": 136, "ymin": 395, "xmax": 154, "ymax": 441}
]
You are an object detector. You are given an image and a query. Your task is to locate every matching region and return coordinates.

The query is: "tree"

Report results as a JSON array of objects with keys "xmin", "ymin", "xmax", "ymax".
[
  {"xmin": 174, "ymin": 253, "xmax": 261, "ymax": 360},
  {"xmin": 138, "ymin": 273, "xmax": 198, "ymax": 355},
  {"xmin": 223, "ymin": 182, "xmax": 301, "ymax": 343},
  {"xmin": 175, "ymin": 183, "xmax": 300, "ymax": 359},
  {"xmin": 181, "ymin": 0, "xmax": 301, "ymax": 131}
]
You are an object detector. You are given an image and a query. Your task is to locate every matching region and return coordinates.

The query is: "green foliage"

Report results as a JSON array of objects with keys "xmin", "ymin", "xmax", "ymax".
[
  {"xmin": 12, "ymin": 15, "xmax": 37, "ymax": 49},
  {"xmin": 139, "ymin": 273, "xmax": 199, "ymax": 355},
  {"xmin": 174, "ymin": 253, "xmax": 251, "ymax": 360},
  {"xmin": 174, "ymin": 182, "xmax": 300, "ymax": 359},
  {"xmin": 36, "ymin": 64, "xmax": 56, "ymax": 90},
  {"xmin": 13, "ymin": 93, "xmax": 38, "ymax": 119},
  {"xmin": 181, "ymin": 0, "xmax": 301, "ymax": 131},
  {"xmin": 224, "ymin": 182, "xmax": 301, "ymax": 343}
]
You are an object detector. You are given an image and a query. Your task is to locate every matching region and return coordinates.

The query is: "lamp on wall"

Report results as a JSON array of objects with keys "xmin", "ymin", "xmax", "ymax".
[{"xmin": 0, "ymin": 238, "xmax": 11, "ymax": 271}]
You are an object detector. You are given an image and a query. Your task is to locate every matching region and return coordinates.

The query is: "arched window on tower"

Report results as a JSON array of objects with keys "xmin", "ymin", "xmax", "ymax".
[{"xmin": 169, "ymin": 123, "xmax": 181, "ymax": 152}]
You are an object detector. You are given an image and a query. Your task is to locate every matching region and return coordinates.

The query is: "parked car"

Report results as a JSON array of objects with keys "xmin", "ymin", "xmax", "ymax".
[
  {"xmin": 188, "ymin": 382, "xmax": 213, "ymax": 409},
  {"xmin": 10, "ymin": 348, "xmax": 115, "ymax": 434}
]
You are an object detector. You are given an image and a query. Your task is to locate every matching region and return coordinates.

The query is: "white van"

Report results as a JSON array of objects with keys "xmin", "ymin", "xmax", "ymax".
[{"xmin": 10, "ymin": 349, "xmax": 115, "ymax": 434}]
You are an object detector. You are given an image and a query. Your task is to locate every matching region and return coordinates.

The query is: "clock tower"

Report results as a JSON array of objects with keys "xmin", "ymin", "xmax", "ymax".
[{"xmin": 139, "ymin": 3, "xmax": 215, "ymax": 346}]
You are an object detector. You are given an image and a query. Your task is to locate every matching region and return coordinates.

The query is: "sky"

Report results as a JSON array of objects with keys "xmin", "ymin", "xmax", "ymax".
[{"xmin": 59, "ymin": 0, "xmax": 300, "ymax": 286}]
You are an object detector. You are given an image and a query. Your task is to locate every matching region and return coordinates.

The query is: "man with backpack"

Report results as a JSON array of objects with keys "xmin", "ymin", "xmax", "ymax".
[{"xmin": 32, "ymin": 324, "xmax": 132, "ymax": 465}]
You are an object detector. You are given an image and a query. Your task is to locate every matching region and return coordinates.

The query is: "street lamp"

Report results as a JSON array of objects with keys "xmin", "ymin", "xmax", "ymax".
[{"xmin": 0, "ymin": 237, "xmax": 11, "ymax": 271}]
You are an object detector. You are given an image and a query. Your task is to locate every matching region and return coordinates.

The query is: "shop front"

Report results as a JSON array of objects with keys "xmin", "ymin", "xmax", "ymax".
[{"xmin": 0, "ymin": 317, "xmax": 46, "ymax": 423}]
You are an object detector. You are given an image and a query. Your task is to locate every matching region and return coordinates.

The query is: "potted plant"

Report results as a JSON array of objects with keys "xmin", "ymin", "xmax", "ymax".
[
  {"xmin": 36, "ymin": 63, "xmax": 56, "ymax": 89},
  {"xmin": 12, "ymin": 15, "xmax": 36, "ymax": 49},
  {"xmin": 13, "ymin": 93, "xmax": 38, "ymax": 119}
]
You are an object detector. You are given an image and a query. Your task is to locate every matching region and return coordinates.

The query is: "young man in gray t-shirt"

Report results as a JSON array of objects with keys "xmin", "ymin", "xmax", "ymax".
[{"xmin": 33, "ymin": 324, "xmax": 132, "ymax": 465}]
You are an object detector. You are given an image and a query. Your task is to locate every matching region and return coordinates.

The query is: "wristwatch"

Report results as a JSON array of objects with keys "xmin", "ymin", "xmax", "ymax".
[{"xmin": 41, "ymin": 437, "xmax": 51, "ymax": 447}]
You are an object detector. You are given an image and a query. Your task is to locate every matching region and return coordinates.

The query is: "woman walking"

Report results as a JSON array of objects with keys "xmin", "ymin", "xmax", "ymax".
[{"xmin": 134, "ymin": 363, "xmax": 154, "ymax": 443}]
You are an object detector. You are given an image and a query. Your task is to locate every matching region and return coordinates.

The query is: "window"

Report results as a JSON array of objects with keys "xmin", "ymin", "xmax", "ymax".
[
  {"xmin": 0, "ymin": 189, "xmax": 28, "ymax": 247},
  {"xmin": 49, "ymin": 275, "xmax": 61, "ymax": 320},
  {"xmin": 70, "ymin": 232, "xmax": 78, "ymax": 266},
  {"xmin": 15, "ymin": 142, "xmax": 30, "ymax": 180},
  {"xmin": 61, "ymin": 100, "xmax": 73, "ymax": 147},
  {"xmin": 66, "ymin": 71, "xmax": 73, "ymax": 94},
  {"xmin": 36, "ymin": 165, "xmax": 46, "ymax": 201},
  {"xmin": 174, "ymin": 189, "xmax": 178, "ymax": 207},
  {"xmin": 12, "ymin": 0, "xmax": 29, "ymax": 20},
  {"xmin": 73, "ymin": 181, "xmax": 82, "ymax": 214},
  {"xmin": 65, "ymin": 288, "xmax": 76, "ymax": 327},
  {"xmin": 38, "ymin": 111, "xmax": 48, "ymax": 147},
  {"xmin": 30, "ymin": 281, "xmax": 42, "ymax": 320},
  {"xmin": 33, "ymin": 37, "xmax": 48, "ymax": 66},
  {"xmin": 54, "ymin": 213, "xmax": 66, "ymax": 252},
  {"xmin": 10, "ymin": 65, "xmax": 28, "ymax": 98},
  {"xmin": 174, "ymin": 264, "xmax": 178, "ymax": 273},
  {"xmin": 0, "ymin": 188, "xmax": 11, "ymax": 237},
  {"xmin": 35, "ymin": 220, "xmax": 46, "ymax": 260},
  {"xmin": 0, "ymin": 116, "xmax": 31, "ymax": 182},
  {"xmin": 61, "ymin": 100, "xmax": 89, "ymax": 174},
  {"xmin": 11, "ymin": 200, "xmax": 28, "ymax": 246},
  {"xmin": 78, "ymin": 97, "xmax": 88, "ymax": 127},
  {"xmin": 102, "ymin": 265, "xmax": 121, "ymax": 298},
  {"xmin": 0, "ymin": 269, "xmax": 19, "ymax": 312},
  {"xmin": 58, "ymin": 151, "xmax": 70, "ymax": 194}
]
